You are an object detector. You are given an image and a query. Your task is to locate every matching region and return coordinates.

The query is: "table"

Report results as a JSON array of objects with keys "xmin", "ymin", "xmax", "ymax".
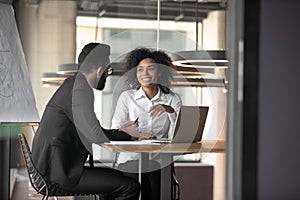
[{"xmin": 92, "ymin": 140, "xmax": 225, "ymax": 200}]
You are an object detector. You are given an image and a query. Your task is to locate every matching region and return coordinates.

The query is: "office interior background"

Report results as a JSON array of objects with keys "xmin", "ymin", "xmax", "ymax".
[{"xmin": 0, "ymin": 0, "xmax": 300, "ymax": 199}]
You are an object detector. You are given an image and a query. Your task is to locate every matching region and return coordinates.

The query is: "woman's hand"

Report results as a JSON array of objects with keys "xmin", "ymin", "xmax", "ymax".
[
  {"xmin": 119, "ymin": 121, "xmax": 153, "ymax": 140},
  {"xmin": 149, "ymin": 104, "xmax": 174, "ymax": 117}
]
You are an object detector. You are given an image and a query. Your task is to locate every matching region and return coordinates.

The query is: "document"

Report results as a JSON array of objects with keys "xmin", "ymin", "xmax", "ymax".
[{"xmin": 105, "ymin": 140, "xmax": 163, "ymax": 145}]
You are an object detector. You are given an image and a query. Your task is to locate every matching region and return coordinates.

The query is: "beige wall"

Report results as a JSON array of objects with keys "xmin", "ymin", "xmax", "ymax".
[{"xmin": 17, "ymin": 0, "xmax": 76, "ymax": 116}]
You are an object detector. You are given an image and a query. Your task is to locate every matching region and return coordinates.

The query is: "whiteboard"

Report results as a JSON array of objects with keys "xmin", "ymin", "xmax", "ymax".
[{"xmin": 0, "ymin": 3, "xmax": 40, "ymax": 122}]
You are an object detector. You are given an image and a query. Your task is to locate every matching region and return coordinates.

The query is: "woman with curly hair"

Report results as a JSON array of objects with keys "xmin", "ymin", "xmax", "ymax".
[{"xmin": 111, "ymin": 48, "xmax": 182, "ymax": 200}]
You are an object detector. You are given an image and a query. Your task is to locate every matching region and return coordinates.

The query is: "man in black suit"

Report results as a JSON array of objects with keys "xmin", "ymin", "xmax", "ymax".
[{"xmin": 32, "ymin": 43, "xmax": 151, "ymax": 199}]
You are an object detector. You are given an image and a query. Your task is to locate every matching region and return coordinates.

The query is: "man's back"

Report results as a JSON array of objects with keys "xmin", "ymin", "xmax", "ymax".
[
  {"xmin": 31, "ymin": 43, "xmax": 141, "ymax": 199},
  {"xmin": 32, "ymin": 74, "xmax": 89, "ymax": 186}
]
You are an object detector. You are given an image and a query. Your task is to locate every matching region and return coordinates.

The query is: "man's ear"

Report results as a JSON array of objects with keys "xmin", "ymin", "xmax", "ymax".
[{"xmin": 96, "ymin": 66, "xmax": 102, "ymax": 76}]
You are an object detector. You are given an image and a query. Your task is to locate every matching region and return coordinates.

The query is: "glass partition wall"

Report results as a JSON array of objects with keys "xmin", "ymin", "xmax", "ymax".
[
  {"xmin": 76, "ymin": 1, "xmax": 226, "ymax": 156},
  {"xmin": 13, "ymin": 0, "xmax": 227, "ymax": 199}
]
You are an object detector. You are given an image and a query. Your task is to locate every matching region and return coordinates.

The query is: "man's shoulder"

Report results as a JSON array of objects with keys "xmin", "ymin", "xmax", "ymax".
[
  {"xmin": 50, "ymin": 75, "xmax": 76, "ymax": 97},
  {"xmin": 56, "ymin": 74, "xmax": 76, "ymax": 90},
  {"xmin": 72, "ymin": 73, "xmax": 91, "ymax": 91}
]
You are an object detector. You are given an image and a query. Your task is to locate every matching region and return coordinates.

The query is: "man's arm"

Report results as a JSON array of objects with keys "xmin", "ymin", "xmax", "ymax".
[
  {"xmin": 72, "ymin": 75, "xmax": 135, "ymax": 144},
  {"xmin": 101, "ymin": 128, "xmax": 132, "ymax": 141}
]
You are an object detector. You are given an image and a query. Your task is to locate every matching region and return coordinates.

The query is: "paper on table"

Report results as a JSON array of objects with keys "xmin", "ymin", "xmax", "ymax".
[{"xmin": 105, "ymin": 140, "xmax": 161, "ymax": 145}]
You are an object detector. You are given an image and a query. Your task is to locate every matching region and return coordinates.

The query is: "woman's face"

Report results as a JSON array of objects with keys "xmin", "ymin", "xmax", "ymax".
[{"xmin": 136, "ymin": 58, "xmax": 159, "ymax": 88}]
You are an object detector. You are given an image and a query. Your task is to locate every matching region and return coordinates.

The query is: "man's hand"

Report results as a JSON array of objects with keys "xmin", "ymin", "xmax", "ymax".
[
  {"xmin": 149, "ymin": 104, "xmax": 174, "ymax": 118},
  {"xmin": 119, "ymin": 121, "xmax": 153, "ymax": 140}
]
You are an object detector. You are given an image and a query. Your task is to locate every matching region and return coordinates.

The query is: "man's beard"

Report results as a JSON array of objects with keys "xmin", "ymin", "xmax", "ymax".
[{"xmin": 95, "ymin": 75, "xmax": 107, "ymax": 90}]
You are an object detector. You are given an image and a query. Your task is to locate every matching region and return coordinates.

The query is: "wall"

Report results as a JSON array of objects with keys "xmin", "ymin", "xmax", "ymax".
[
  {"xmin": 175, "ymin": 164, "xmax": 214, "ymax": 200},
  {"xmin": 258, "ymin": 0, "xmax": 300, "ymax": 199},
  {"xmin": 14, "ymin": 0, "xmax": 76, "ymax": 116}
]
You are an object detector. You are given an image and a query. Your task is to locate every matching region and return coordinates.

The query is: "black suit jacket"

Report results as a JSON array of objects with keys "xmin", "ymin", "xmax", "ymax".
[{"xmin": 32, "ymin": 72, "xmax": 131, "ymax": 186}]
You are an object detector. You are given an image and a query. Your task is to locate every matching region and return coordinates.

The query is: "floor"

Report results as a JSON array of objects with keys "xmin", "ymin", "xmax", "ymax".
[{"xmin": 11, "ymin": 168, "xmax": 96, "ymax": 200}]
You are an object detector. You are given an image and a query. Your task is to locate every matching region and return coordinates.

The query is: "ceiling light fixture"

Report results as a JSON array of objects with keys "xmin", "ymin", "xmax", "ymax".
[
  {"xmin": 174, "ymin": 1, "xmax": 184, "ymax": 21},
  {"xmin": 56, "ymin": 63, "xmax": 78, "ymax": 75},
  {"xmin": 41, "ymin": 72, "xmax": 70, "ymax": 82},
  {"xmin": 171, "ymin": 50, "xmax": 228, "ymax": 68}
]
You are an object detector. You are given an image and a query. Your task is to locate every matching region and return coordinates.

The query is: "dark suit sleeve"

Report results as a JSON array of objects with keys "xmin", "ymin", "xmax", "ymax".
[
  {"xmin": 72, "ymin": 73, "xmax": 132, "ymax": 151},
  {"xmin": 72, "ymin": 73, "xmax": 118, "ymax": 153},
  {"xmin": 101, "ymin": 127, "xmax": 132, "ymax": 141}
]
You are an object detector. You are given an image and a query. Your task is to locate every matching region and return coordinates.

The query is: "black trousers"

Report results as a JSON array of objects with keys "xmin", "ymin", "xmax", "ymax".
[
  {"xmin": 117, "ymin": 160, "xmax": 161, "ymax": 200},
  {"xmin": 61, "ymin": 166, "xmax": 140, "ymax": 200}
]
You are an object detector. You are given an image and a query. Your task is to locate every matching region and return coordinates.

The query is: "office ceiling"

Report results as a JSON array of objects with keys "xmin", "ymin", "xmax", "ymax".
[
  {"xmin": 12, "ymin": 0, "xmax": 227, "ymax": 87},
  {"xmin": 16, "ymin": 0, "xmax": 226, "ymax": 22},
  {"xmin": 77, "ymin": 0, "xmax": 227, "ymax": 22}
]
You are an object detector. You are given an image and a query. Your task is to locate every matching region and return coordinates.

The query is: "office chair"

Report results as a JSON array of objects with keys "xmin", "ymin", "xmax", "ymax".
[
  {"xmin": 18, "ymin": 133, "xmax": 101, "ymax": 200},
  {"xmin": 171, "ymin": 164, "xmax": 180, "ymax": 200}
]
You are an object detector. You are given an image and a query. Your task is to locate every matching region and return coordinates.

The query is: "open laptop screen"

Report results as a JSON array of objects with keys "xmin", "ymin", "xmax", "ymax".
[{"xmin": 171, "ymin": 106, "xmax": 209, "ymax": 143}]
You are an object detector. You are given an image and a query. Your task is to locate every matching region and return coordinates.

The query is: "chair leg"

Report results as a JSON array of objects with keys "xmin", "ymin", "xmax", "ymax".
[
  {"xmin": 171, "ymin": 164, "xmax": 180, "ymax": 200},
  {"xmin": 94, "ymin": 194, "xmax": 101, "ymax": 200},
  {"xmin": 172, "ymin": 179, "xmax": 180, "ymax": 200},
  {"xmin": 42, "ymin": 194, "xmax": 48, "ymax": 200}
]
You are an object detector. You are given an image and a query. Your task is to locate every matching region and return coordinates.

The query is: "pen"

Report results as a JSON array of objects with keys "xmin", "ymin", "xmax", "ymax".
[{"xmin": 134, "ymin": 117, "xmax": 139, "ymax": 123}]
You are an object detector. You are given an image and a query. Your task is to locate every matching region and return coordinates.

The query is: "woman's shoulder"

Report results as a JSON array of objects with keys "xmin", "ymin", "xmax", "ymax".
[
  {"xmin": 162, "ymin": 89, "xmax": 178, "ymax": 97},
  {"xmin": 119, "ymin": 89, "xmax": 138, "ymax": 98},
  {"xmin": 162, "ymin": 90, "xmax": 182, "ymax": 103}
]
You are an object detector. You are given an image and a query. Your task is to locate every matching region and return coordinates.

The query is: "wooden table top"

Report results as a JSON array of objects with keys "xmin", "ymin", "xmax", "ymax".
[{"xmin": 98, "ymin": 140, "xmax": 225, "ymax": 154}]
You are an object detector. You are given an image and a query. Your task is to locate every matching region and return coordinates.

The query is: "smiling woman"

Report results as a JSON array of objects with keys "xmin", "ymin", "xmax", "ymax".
[
  {"xmin": 124, "ymin": 48, "xmax": 175, "ymax": 93},
  {"xmin": 111, "ymin": 47, "xmax": 182, "ymax": 200},
  {"xmin": 136, "ymin": 58, "xmax": 159, "ymax": 96}
]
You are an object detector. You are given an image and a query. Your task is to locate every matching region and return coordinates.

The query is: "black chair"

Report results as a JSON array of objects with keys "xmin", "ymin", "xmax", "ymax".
[
  {"xmin": 171, "ymin": 165, "xmax": 180, "ymax": 200},
  {"xmin": 18, "ymin": 133, "xmax": 101, "ymax": 200}
]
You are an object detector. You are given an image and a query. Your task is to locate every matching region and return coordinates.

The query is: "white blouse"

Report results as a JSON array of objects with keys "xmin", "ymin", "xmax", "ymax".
[{"xmin": 111, "ymin": 87, "xmax": 182, "ymax": 165}]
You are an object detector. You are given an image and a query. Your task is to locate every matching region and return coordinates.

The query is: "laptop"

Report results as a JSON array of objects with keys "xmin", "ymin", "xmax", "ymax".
[
  {"xmin": 150, "ymin": 106, "xmax": 209, "ymax": 143},
  {"xmin": 106, "ymin": 106, "xmax": 209, "ymax": 145}
]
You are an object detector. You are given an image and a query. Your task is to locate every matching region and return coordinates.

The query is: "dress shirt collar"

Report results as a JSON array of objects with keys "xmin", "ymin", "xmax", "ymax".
[{"xmin": 134, "ymin": 86, "xmax": 161, "ymax": 101}]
